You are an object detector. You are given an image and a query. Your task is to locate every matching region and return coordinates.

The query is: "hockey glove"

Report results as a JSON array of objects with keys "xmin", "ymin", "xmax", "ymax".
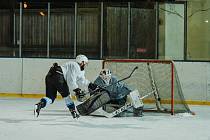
[
  {"xmin": 73, "ymin": 88, "xmax": 81, "ymax": 95},
  {"xmin": 73, "ymin": 88, "xmax": 85, "ymax": 101}
]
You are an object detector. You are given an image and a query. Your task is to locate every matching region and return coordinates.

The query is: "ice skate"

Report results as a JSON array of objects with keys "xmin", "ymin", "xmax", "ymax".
[
  {"xmin": 69, "ymin": 109, "xmax": 80, "ymax": 119},
  {"xmin": 34, "ymin": 102, "xmax": 42, "ymax": 117},
  {"xmin": 133, "ymin": 107, "xmax": 144, "ymax": 117},
  {"xmin": 34, "ymin": 100, "xmax": 46, "ymax": 117}
]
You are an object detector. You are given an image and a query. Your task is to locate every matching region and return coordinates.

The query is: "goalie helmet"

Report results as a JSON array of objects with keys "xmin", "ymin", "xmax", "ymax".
[
  {"xmin": 76, "ymin": 54, "xmax": 88, "ymax": 65},
  {"xmin": 99, "ymin": 69, "xmax": 112, "ymax": 85}
]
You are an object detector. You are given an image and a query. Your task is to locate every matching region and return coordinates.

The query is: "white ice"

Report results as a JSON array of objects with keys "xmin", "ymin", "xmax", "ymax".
[{"xmin": 0, "ymin": 98, "xmax": 210, "ymax": 140}]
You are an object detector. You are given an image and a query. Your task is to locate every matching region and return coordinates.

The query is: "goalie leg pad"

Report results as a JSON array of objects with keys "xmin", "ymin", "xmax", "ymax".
[
  {"xmin": 129, "ymin": 90, "xmax": 144, "ymax": 108},
  {"xmin": 76, "ymin": 91, "xmax": 111, "ymax": 115}
]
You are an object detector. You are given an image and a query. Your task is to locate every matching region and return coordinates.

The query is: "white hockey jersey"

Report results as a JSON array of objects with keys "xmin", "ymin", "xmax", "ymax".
[{"xmin": 60, "ymin": 61, "xmax": 90, "ymax": 93}]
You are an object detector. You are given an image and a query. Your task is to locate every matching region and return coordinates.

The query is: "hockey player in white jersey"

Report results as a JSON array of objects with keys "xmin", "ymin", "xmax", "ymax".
[
  {"xmin": 77, "ymin": 68, "xmax": 143, "ymax": 117},
  {"xmin": 34, "ymin": 54, "xmax": 91, "ymax": 118}
]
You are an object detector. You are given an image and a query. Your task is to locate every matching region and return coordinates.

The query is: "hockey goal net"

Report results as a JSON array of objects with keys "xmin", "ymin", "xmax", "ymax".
[{"xmin": 103, "ymin": 59, "xmax": 192, "ymax": 115}]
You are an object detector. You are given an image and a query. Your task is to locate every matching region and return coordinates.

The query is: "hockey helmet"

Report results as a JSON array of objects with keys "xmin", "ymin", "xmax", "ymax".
[{"xmin": 76, "ymin": 54, "xmax": 88, "ymax": 65}]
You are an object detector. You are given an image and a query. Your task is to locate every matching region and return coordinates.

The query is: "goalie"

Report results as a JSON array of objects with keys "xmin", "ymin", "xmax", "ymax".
[{"xmin": 76, "ymin": 68, "xmax": 143, "ymax": 117}]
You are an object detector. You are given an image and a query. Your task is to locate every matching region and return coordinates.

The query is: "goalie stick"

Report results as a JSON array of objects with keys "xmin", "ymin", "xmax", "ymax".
[
  {"xmin": 105, "ymin": 66, "xmax": 138, "ymax": 88},
  {"xmin": 91, "ymin": 90, "xmax": 156, "ymax": 118}
]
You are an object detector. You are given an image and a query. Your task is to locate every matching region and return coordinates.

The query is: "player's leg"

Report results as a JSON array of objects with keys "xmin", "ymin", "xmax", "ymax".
[
  {"xmin": 103, "ymin": 90, "xmax": 144, "ymax": 118},
  {"xmin": 34, "ymin": 74, "xmax": 56, "ymax": 117},
  {"xmin": 128, "ymin": 90, "xmax": 144, "ymax": 117},
  {"xmin": 55, "ymin": 71, "xmax": 79, "ymax": 118},
  {"xmin": 133, "ymin": 107, "xmax": 144, "ymax": 117}
]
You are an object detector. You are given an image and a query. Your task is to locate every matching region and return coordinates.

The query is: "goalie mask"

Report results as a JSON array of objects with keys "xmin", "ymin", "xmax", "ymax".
[{"xmin": 99, "ymin": 69, "xmax": 112, "ymax": 85}]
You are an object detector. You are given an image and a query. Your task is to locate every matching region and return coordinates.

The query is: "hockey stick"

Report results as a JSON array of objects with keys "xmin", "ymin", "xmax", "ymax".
[
  {"xmin": 97, "ymin": 90, "xmax": 155, "ymax": 118},
  {"xmin": 105, "ymin": 66, "xmax": 138, "ymax": 88},
  {"xmin": 139, "ymin": 90, "xmax": 156, "ymax": 100},
  {"xmin": 107, "ymin": 90, "xmax": 155, "ymax": 118}
]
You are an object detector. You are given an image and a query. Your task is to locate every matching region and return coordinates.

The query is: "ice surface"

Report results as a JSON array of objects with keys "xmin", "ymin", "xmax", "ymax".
[{"xmin": 0, "ymin": 98, "xmax": 210, "ymax": 140}]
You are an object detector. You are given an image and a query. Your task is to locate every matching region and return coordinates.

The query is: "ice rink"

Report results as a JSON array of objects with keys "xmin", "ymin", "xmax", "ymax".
[{"xmin": 0, "ymin": 97, "xmax": 210, "ymax": 140}]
